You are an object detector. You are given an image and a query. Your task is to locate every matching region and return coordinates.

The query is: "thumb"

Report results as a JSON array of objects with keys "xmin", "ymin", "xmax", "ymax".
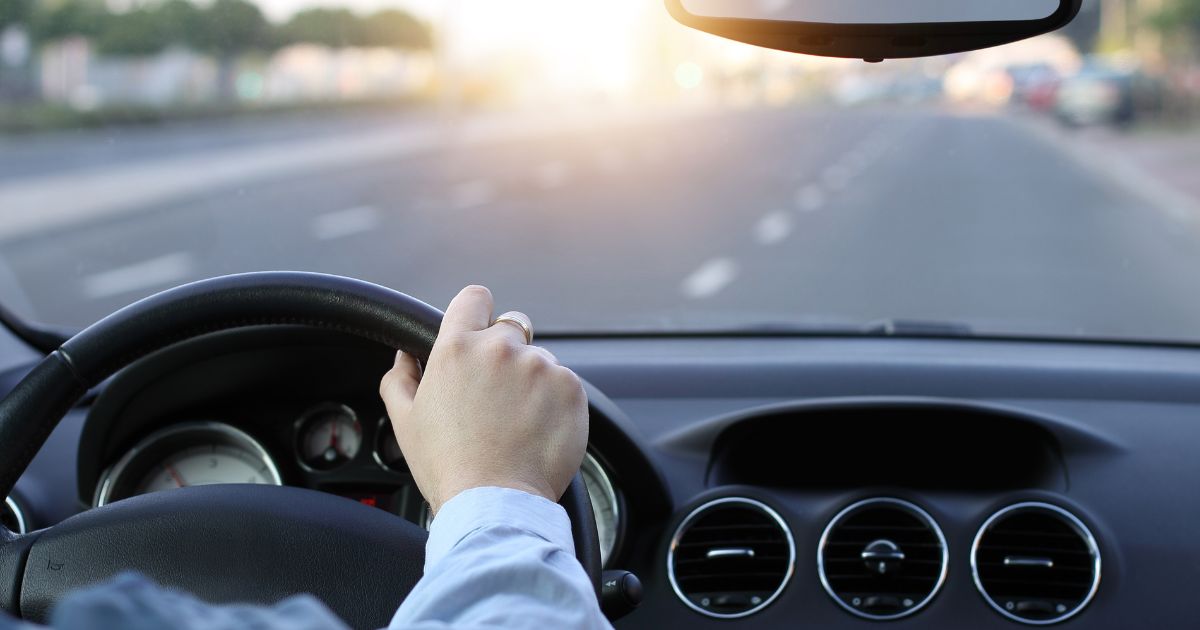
[{"xmin": 379, "ymin": 350, "xmax": 422, "ymax": 416}]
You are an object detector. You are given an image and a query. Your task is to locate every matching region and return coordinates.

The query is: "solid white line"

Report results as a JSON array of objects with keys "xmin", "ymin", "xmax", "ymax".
[
  {"xmin": 310, "ymin": 205, "xmax": 380, "ymax": 240},
  {"xmin": 681, "ymin": 257, "xmax": 738, "ymax": 299},
  {"xmin": 82, "ymin": 252, "xmax": 195, "ymax": 299},
  {"xmin": 451, "ymin": 180, "xmax": 497, "ymax": 209},
  {"xmin": 795, "ymin": 184, "xmax": 825, "ymax": 212},
  {"xmin": 754, "ymin": 211, "xmax": 793, "ymax": 245},
  {"xmin": 1020, "ymin": 118, "xmax": 1199, "ymax": 224}
]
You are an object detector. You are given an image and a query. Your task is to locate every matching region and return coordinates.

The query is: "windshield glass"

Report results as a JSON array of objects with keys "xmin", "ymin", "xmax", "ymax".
[{"xmin": 1, "ymin": 0, "xmax": 1198, "ymax": 339}]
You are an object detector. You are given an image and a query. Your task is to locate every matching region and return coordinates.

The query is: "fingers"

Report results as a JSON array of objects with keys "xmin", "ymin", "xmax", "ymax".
[
  {"xmin": 488, "ymin": 310, "xmax": 533, "ymax": 346},
  {"xmin": 379, "ymin": 350, "xmax": 422, "ymax": 413},
  {"xmin": 441, "ymin": 285, "xmax": 494, "ymax": 335}
]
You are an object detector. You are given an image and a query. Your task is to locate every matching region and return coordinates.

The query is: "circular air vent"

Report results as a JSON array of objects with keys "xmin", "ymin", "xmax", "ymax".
[
  {"xmin": 668, "ymin": 497, "xmax": 795, "ymax": 618},
  {"xmin": 972, "ymin": 502, "xmax": 1100, "ymax": 625},
  {"xmin": 3, "ymin": 496, "xmax": 27, "ymax": 534},
  {"xmin": 818, "ymin": 497, "xmax": 948, "ymax": 620}
]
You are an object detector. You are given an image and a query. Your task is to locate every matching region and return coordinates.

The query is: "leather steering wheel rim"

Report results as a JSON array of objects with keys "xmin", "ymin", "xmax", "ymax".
[{"xmin": 0, "ymin": 271, "xmax": 601, "ymax": 627}]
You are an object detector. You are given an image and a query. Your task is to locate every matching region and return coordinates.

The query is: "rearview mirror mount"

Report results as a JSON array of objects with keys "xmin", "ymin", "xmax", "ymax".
[{"xmin": 664, "ymin": 0, "xmax": 1082, "ymax": 62}]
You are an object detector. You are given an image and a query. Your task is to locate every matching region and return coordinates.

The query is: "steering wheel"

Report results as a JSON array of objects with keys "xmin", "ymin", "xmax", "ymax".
[{"xmin": 0, "ymin": 272, "xmax": 601, "ymax": 629}]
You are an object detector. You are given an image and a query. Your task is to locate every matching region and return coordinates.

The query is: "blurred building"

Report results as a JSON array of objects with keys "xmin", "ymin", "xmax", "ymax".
[{"xmin": 36, "ymin": 38, "xmax": 433, "ymax": 110}]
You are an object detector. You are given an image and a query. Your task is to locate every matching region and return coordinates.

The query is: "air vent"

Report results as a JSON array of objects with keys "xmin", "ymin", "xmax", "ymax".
[
  {"xmin": 972, "ymin": 502, "xmax": 1100, "ymax": 625},
  {"xmin": 3, "ymin": 496, "xmax": 27, "ymax": 534},
  {"xmin": 668, "ymin": 497, "xmax": 795, "ymax": 618},
  {"xmin": 819, "ymin": 498, "xmax": 948, "ymax": 620}
]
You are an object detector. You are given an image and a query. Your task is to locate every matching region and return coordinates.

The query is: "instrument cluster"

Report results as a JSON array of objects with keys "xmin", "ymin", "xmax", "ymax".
[{"xmin": 93, "ymin": 402, "xmax": 624, "ymax": 566}]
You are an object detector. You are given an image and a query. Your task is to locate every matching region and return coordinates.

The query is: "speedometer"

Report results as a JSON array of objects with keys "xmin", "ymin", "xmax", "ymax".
[
  {"xmin": 94, "ymin": 422, "xmax": 282, "ymax": 506},
  {"xmin": 581, "ymin": 452, "xmax": 621, "ymax": 567}
]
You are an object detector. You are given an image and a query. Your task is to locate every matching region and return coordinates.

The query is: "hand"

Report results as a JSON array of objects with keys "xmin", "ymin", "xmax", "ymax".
[{"xmin": 379, "ymin": 285, "xmax": 589, "ymax": 515}]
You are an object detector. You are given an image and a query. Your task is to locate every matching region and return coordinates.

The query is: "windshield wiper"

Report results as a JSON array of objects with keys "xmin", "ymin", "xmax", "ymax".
[
  {"xmin": 861, "ymin": 318, "xmax": 975, "ymax": 337},
  {"xmin": 728, "ymin": 318, "xmax": 975, "ymax": 338}
]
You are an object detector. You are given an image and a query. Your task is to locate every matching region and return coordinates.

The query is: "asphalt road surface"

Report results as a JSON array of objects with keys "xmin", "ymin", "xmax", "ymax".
[{"xmin": 3, "ymin": 105, "xmax": 1200, "ymax": 341}]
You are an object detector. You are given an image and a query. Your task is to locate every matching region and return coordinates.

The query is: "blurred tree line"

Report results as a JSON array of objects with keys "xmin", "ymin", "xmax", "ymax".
[
  {"xmin": 1153, "ymin": 0, "xmax": 1200, "ymax": 40},
  {"xmin": 0, "ymin": 0, "xmax": 431, "ymax": 57}
]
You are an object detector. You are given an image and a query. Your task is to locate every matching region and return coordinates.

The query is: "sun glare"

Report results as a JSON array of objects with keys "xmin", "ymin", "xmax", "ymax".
[{"xmin": 441, "ymin": 1, "xmax": 653, "ymax": 100}]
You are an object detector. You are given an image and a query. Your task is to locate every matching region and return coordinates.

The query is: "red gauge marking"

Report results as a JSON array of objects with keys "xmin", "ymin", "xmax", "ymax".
[
  {"xmin": 329, "ymin": 420, "xmax": 341, "ymax": 456},
  {"xmin": 164, "ymin": 464, "xmax": 187, "ymax": 487}
]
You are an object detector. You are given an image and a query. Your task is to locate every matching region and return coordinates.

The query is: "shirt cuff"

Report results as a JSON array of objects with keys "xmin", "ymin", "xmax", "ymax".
[{"xmin": 425, "ymin": 486, "xmax": 575, "ymax": 570}]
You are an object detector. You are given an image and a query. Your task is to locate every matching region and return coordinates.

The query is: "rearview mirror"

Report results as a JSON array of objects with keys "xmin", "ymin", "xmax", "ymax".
[{"xmin": 665, "ymin": 0, "xmax": 1082, "ymax": 62}]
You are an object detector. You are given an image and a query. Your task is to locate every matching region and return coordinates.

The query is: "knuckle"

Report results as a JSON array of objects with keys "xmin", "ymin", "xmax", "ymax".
[
  {"xmin": 483, "ymin": 336, "xmax": 516, "ymax": 361},
  {"xmin": 556, "ymin": 367, "xmax": 585, "ymax": 396},
  {"xmin": 462, "ymin": 284, "xmax": 492, "ymax": 300},
  {"xmin": 378, "ymin": 370, "xmax": 398, "ymax": 395},
  {"xmin": 519, "ymin": 349, "xmax": 552, "ymax": 374},
  {"xmin": 437, "ymin": 334, "xmax": 471, "ymax": 357}
]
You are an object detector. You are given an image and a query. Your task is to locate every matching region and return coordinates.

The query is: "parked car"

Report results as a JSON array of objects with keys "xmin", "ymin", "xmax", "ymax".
[{"xmin": 1055, "ymin": 61, "xmax": 1164, "ymax": 127}]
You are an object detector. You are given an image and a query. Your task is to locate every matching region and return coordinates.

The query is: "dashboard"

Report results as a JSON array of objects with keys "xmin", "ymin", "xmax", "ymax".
[{"xmin": 6, "ymin": 325, "xmax": 1200, "ymax": 628}]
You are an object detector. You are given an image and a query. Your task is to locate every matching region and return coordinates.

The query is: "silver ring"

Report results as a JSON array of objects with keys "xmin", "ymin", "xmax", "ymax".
[{"xmin": 493, "ymin": 311, "xmax": 533, "ymax": 344}]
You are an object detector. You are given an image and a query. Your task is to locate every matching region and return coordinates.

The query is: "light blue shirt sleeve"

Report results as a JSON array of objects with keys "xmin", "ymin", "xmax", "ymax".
[
  {"xmin": 0, "ymin": 486, "xmax": 610, "ymax": 630},
  {"xmin": 389, "ymin": 486, "xmax": 611, "ymax": 630}
]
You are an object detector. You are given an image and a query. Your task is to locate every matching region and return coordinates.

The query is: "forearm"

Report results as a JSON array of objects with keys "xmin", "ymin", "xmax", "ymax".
[{"xmin": 389, "ymin": 487, "xmax": 610, "ymax": 630}]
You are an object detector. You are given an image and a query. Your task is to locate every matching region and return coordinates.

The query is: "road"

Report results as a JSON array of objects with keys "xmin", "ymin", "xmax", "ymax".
[{"xmin": 3, "ymin": 105, "xmax": 1200, "ymax": 341}]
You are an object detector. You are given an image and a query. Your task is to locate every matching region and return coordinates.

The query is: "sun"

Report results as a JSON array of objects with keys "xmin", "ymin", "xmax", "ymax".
[{"xmin": 444, "ymin": 0, "xmax": 655, "ymax": 98}]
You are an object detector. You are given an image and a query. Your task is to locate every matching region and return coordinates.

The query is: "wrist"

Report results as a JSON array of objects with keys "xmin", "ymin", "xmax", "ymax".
[{"xmin": 431, "ymin": 477, "xmax": 556, "ymax": 516}]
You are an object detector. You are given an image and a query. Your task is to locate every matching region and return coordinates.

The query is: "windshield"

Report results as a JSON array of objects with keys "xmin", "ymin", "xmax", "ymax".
[{"xmin": 1, "ymin": 1, "xmax": 1198, "ymax": 340}]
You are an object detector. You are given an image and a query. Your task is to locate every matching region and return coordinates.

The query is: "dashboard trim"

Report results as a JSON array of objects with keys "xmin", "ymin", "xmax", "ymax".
[
  {"xmin": 3, "ymin": 495, "xmax": 27, "ymax": 534},
  {"xmin": 581, "ymin": 451, "xmax": 621, "ymax": 568}
]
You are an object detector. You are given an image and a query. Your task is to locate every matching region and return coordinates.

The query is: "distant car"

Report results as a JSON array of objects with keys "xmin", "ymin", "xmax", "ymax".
[
  {"xmin": 1004, "ymin": 62, "xmax": 1059, "ymax": 110},
  {"xmin": 1055, "ymin": 63, "xmax": 1163, "ymax": 127}
]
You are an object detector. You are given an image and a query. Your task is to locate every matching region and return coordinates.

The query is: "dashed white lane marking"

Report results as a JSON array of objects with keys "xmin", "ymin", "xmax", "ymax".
[
  {"xmin": 451, "ymin": 179, "xmax": 497, "ymax": 209},
  {"xmin": 795, "ymin": 184, "xmax": 825, "ymax": 212},
  {"xmin": 681, "ymin": 257, "xmax": 738, "ymax": 299},
  {"xmin": 82, "ymin": 252, "xmax": 196, "ymax": 299},
  {"xmin": 754, "ymin": 211, "xmax": 793, "ymax": 245},
  {"xmin": 534, "ymin": 161, "xmax": 571, "ymax": 189},
  {"xmin": 310, "ymin": 205, "xmax": 380, "ymax": 240}
]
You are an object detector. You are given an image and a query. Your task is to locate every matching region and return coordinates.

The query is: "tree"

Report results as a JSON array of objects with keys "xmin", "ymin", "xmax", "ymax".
[
  {"xmin": 195, "ymin": 0, "xmax": 269, "ymax": 57},
  {"xmin": 280, "ymin": 8, "xmax": 364, "ymax": 48},
  {"xmin": 0, "ymin": 0, "xmax": 33, "ymax": 30},
  {"xmin": 28, "ymin": 0, "xmax": 105, "ymax": 43},
  {"xmin": 155, "ymin": 0, "xmax": 205, "ymax": 51},
  {"xmin": 190, "ymin": 0, "xmax": 269, "ymax": 101},
  {"xmin": 95, "ymin": 7, "xmax": 170, "ymax": 56},
  {"xmin": 361, "ymin": 9, "xmax": 432, "ymax": 49},
  {"xmin": 1152, "ymin": 0, "xmax": 1200, "ymax": 36}
]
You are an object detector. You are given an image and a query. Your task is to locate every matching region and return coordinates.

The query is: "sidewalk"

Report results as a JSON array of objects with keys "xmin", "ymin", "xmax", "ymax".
[
  {"xmin": 1021, "ymin": 116, "xmax": 1200, "ymax": 222},
  {"xmin": 1080, "ymin": 125, "xmax": 1200, "ymax": 205},
  {"xmin": 0, "ymin": 103, "xmax": 713, "ymax": 242}
]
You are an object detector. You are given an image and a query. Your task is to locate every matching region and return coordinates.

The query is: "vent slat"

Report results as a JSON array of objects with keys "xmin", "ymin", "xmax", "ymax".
[
  {"xmin": 819, "ymin": 500, "xmax": 946, "ymax": 620},
  {"xmin": 670, "ymin": 500, "xmax": 793, "ymax": 618},
  {"xmin": 973, "ymin": 505, "xmax": 1099, "ymax": 624}
]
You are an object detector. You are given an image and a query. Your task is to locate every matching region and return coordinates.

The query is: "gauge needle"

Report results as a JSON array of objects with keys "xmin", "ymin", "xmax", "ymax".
[
  {"xmin": 328, "ymin": 421, "xmax": 341, "ymax": 456},
  {"xmin": 164, "ymin": 464, "xmax": 187, "ymax": 488}
]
